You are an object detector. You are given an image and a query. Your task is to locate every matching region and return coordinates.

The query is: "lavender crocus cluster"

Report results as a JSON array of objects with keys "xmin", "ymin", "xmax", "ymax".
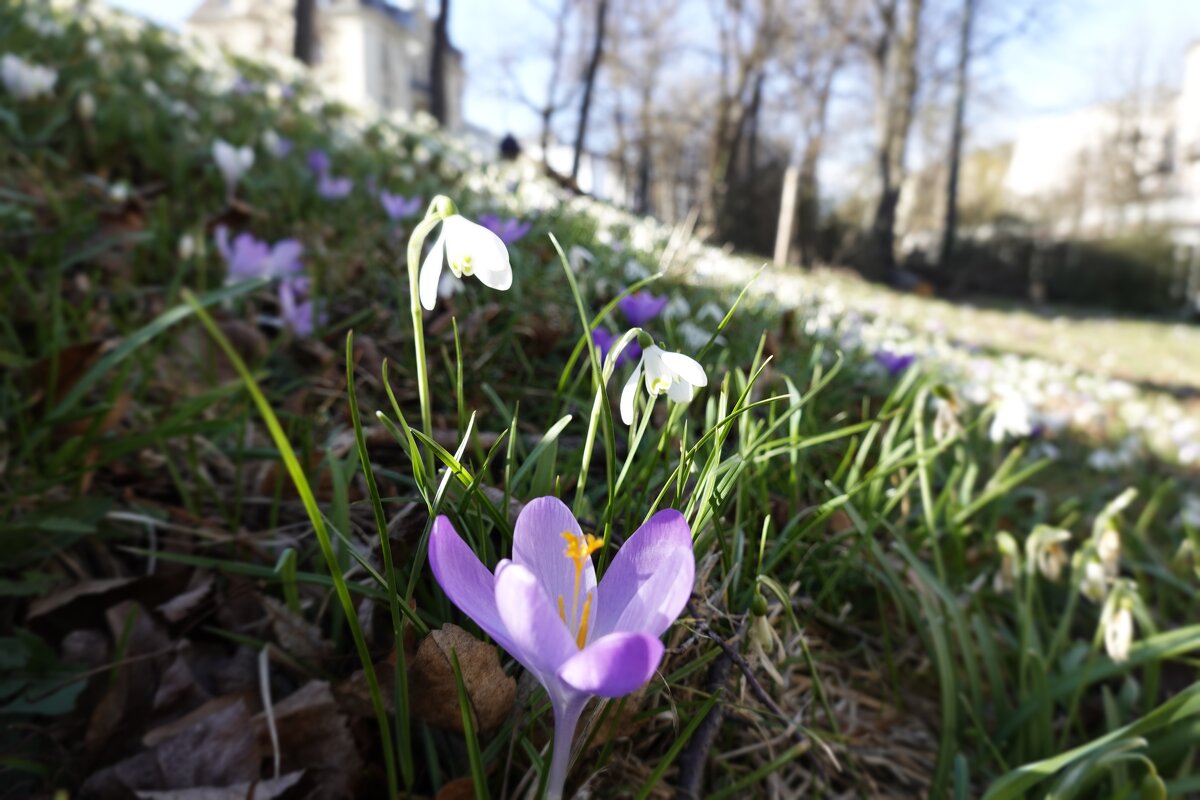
[
  {"xmin": 307, "ymin": 148, "xmax": 354, "ymax": 199},
  {"xmin": 380, "ymin": 190, "xmax": 422, "ymax": 220},
  {"xmin": 214, "ymin": 226, "xmax": 319, "ymax": 335},
  {"xmin": 430, "ymin": 497, "xmax": 694, "ymax": 800},
  {"xmin": 477, "ymin": 213, "xmax": 531, "ymax": 246}
]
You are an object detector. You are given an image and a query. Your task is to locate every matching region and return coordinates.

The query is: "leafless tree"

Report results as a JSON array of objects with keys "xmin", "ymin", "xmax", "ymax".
[
  {"xmin": 293, "ymin": 0, "xmax": 316, "ymax": 65},
  {"xmin": 430, "ymin": 0, "xmax": 452, "ymax": 125},
  {"xmin": 572, "ymin": 0, "xmax": 610, "ymax": 178}
]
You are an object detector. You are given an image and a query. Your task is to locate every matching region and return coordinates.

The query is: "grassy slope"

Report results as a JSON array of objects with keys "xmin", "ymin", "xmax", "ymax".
[{"xmin": 1, "ymin": 3, "xmax": 1198, "ymax": 799}]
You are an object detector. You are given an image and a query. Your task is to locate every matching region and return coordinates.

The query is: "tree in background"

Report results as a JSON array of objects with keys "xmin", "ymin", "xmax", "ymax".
[
  {"xmin": 572, "ymin": 0, "xmax": 609, "ymax": 179},
  {"xmin": 293, "ymin": 0, "xmax": 316, "ymax": 65},
  {"xmin": 430, "ymin": 0, "xmax": 452, "ymax": 126}
]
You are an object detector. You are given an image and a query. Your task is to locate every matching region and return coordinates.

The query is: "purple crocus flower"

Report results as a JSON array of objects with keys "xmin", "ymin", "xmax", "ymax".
[
  {"xmin": 429, "ymin": 497, "xmax": 694, "ymax": 800},
  {"xmin": 477, "ymin": 213, "xmax": 532, "ymax": 246},
  {"xmin": 278, "ymin": 276, "xmax": 322, "ymax": 336},
  {"xmin": 317, "ymin": 173, "xmax": 353, "ymax": 199},
  {"xmin": 214, "ymin": 226, "xmax": 304, "ymax": 281},
  {"xmin": 380, "ymin": 190, "xmax": 422, "ymax": 220},
  {"xmin": 592, "ymin": 327, "xmax": 640, "ymax": 368},
  {"xmin": 307, "ymin": 148, "xmax": 330, "ymax": 176},
  {"xmin": 617, "ymin": 292, "xmax": 668, "ymax": 327},
  {"xmin": 873, "ymin": 350, "xmax": 916, "ymax": 377}
]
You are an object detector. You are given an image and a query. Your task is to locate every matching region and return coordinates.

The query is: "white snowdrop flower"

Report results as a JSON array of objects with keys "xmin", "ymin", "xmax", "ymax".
[
  {"xmin": 567, "ymin": 245, "xmax": 593, "ymax": 273},
  {"xmin": 697, "ymin": 302, "xmax": 725, "ymax": 323},
  {"xmin": 77, "ymin": 91, "xmax": 96, "ymax": 121},
  {"xmin": 418, "ymin": 212, "xmax": 512, "ymax": 311},
  {"xmin": 989, "ymin": 391, "xmax": 1032, "ymax": 443},
  {"xmin": 1097, "ymin": 527, "xmax": 1120, "ymax": 577},
  {"xmin": 624, "ymin": 259, "xmax": 651, "ymax": 281},
  {"xmin": 212, "ymin": 139, "xmax": 254, "ymax": 194},
  {"xmin": 1103, "ymin": 600, "xmax": 1134, "ymax": 663},
  {"xmin": 992, "ymin": 532, "xmax": 1020, "ymax": 594},
  {"xmin": 678, "ymin": 321, "xmax": 713, "ymax": 352},
  {"xmin": 664, "ymin": 295, "xmax": 691, "ymax": 320},
  {"xmin": 1027, "ymin": 526, "xmax": 1071, "ymax": 582},
  {"xmin": 437, "ymin": 271, "xmax": 463, "ymax": 301},
  {"xmin": 1179, "ymin": 494, "xmax": 1200, "ymax": 529},
  {"xmin": 619, "ymin": 345, "xmax": 708, "ymax": 425},
  {"xmin": 108, "ymin": 180, "xmax": 130, "ymax": 204},
  {"xmin": 2, "ymin": 54, "xmax": 57, "ymax": 100},
  {"xmin": 1079, "ymin": 557, "xmax": 1108, "ymax": 603},
  {"xmin": 178, "ymin": 234, "xmax": 196, "ymax": 261}
]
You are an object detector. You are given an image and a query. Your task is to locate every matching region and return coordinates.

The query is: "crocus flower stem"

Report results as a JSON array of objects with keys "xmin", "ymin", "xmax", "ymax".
[
  {"xmin": 405, "ymin": 196, "xmax": 456, "ymax": 468},
  {"xmin": 546, "ymin": 699, "xmax": 586, "ymax": 800}
]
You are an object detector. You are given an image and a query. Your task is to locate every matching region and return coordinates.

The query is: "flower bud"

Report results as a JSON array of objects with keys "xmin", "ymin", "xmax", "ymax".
[
  {"xmin": 178, "ymin": 234, "xmax": 196, "ymax": 261},
  {"xmin": 1140, "ymin": 772, "xmax": 1166, "ymax": 800},
  {"xmin": 430, "ymin": 194, "xmax": 457, "ymax": 219},
  {"xmin": 751, "ymin": 591, "xmax": 769, "ymax": 617},
  {"xmin": 77, "ymin": 91, "xmax": 95, "ymax": 121}
]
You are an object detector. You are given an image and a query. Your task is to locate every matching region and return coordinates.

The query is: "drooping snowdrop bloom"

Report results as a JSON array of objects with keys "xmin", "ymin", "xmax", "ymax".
[
  {"xmin": 567, "ymin": 245, "xmax": 593, "ymax": 273},
  {"xmin": 620, "ymin": 345, "xmax": 708, "ymax": 425},
  {"xmin": 77, "ymin": 91, "xmax": 96, "ymax": 122},
  {"xmin": 380, "ymin": 191, "xmax": 422, "ymax": 220},
  {"xmin": 1101, "ymin": 589, "xmax": 1136, "ymax": 663},
  {"xmin": 178, "ymin": 233, "xmax": 196, "ymax": 261},
  {"xmin": 477, "ymin": 213, "xmax": 531, "ymax": 246},
  {"xmin": 592, "ymin": 327, "xmax": 640, "ymax": 368},
  {"xmin": 429, "ymin": 497, "xmax": 694, "ymax": 800},
  {"xmin": 1026, "ymin": 525, "xmax": 1071, "ymax": 582},
  {"xmin": 617, "ymin": 292, "xmax": 668, "ymax": 327},
  {"xmin": 992, "ymin": 531, "xmax": 1020, "ymax": 593},
  {"xmin": 1079, "ymin": 557, "xmax": 1108, "ymax": 603},
  {"xmin": 678, "ymin": 321, "xmax": 714, "ymax": 352},
  {"xmin": 418, "ymin": 212, "xmax": 512, "ymax": 310},
  {"xmin": 932, "ymin": 394, "xmax": 963, "ymax": 444},
  {"xmin": 989, "ymin": 390, "xmax": 1033, "ymax": 443},
  {"xmin": 2, "ymin": 54, "xmax": 57, "ymax": 100},
  {"xmin": 212, "ymin": 139, "xmax": 254, "ymax": 196},
  {"xmin": 317, "ymin": 173, "xmax": 354, "ymax": 199}
]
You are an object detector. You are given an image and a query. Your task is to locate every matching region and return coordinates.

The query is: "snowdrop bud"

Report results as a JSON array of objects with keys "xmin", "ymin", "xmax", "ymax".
[
  {"xmin": 992, "ymin": 531, "xmax": 1020, "ymax": 593},
  {"xmin": 1079, "ymin": 557, "xmax": 1107, "ymax": 603},
  {"xmin": 178, "ymin": 233, "xmax": 196, "ymax": 261},
  {"xmin": 77, "ymin": 91, "xmax": 95, "ymax": 121},
  {"xmin": 1104, "ymin": 602, "xmax": 1134, "ymax": 663},
  {"xmin": 108, "ymin": 181, "xmax": 130, "ymax": 204},
  {"xmin": 1097, "ymin": 527, "xmax": 1120, "ymax": 577}
]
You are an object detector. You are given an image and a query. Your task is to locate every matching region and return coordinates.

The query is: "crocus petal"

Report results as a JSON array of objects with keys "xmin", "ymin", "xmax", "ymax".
[
  {"xmin": 270, "ymin": 240, "xmax": 304, "ymax": 276},
  {"xmin": 419, "ymin": 232, "xmax": 446, "ymax": 311},
  {"xmin": 557, "ymin": 631, "xmax": 664, "ymax": 698},
  {"xmin": 593, "ymin": 509, "xmax": 694, "ymax": 639},
  {"xmin": 620, "ymin": 361, "xmax": 643, "ymax": 426},
  {"xmin": 512, "ymin": 497, "xmax": 596, "ymax": 616},
  {"xmin": 427, "ymin": 516, "xmax": 518, "ymax": 657},
  {"xmin": 659, "ymin": 351, "xmax": 707, "ymax": 387},
  {"xmin": 494, "ymin": 562, "xmax": 577, "ymax": 677}
]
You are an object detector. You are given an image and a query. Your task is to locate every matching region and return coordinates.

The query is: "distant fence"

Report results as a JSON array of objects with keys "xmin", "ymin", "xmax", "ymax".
[{"xmin": 905, "ymin": 234, "xmax": 1200, "ymax": 316}]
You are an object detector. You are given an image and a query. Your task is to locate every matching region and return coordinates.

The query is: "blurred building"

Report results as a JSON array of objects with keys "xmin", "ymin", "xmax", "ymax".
[
  {"xmin": 1002, "ymin": 42, "xmax": 1200, "ymax": 243},
  {"xmin": 186, "ymin": 0, "xmax": 463, "ymax": 128}
]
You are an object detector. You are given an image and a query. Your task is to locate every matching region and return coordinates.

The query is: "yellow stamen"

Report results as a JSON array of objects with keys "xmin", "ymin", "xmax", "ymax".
[
  {"xmin": 575, "ymin": 592, "xmax": 593, "ymax": 649},
  {"xmin": 557, "ymin": 594, "xmax": 567, "ymax": 625},
  {"xmin": 560, "ymin": 531, "xmax": 603, "ymax": 647}
]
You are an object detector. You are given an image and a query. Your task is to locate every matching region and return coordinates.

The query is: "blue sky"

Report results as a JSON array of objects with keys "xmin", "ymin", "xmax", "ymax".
[{"xmin": 109, "ymin": 0, "xmax": 1200, "ymax": 151}]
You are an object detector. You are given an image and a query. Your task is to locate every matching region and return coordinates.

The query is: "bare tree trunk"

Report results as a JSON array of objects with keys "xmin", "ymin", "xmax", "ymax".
[
  {"xmin": 572, "ymin": 0, "xmax": 609, "ymax": 179},
  {"xmin": 939, "ymin": 0, "xmax": 974, "ymax": 267},
  {"xmin": 430, "ymin": 0, "xmax": 451, "ymax": 125},
  {"xmin": 293, "ymin": 0, "xmax": 316, "ymax": 65},
  {"xmin": 796, "ymin": 57, "xmax": 839, "ymax": 267},
  {"xmin": 866, "ymin": 0, "xmax": 923, "ymax": 283},
  {"xmin": 636, "ymin": 84, "xmax": 653, "ymax": 215},
  {"xmin": 540, "ymin": 0, "xmax": 572, "ymax": 163}
]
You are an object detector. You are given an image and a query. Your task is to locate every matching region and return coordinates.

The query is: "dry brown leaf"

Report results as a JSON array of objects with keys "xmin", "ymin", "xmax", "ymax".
[
  {"xmin": 157, "ymin": 573, "xmax": 216, "ymax": 624},
  {"xmin": 409, "ymin": 624, "xmax": 515, "ymax": 732},
  {"xmin": 435, "ymin": 776, "xmax": 478, "ymax": 800},
  {"xmin": 262, "ymin": 596, "xmax": 335, "ymax": 665},
  {"xmin": 254, "ymin": 681, "xmax": 362, "ymax": 800},
  {"xmin": 135, "ymin": 770, "xmax": 304, "ymax": 799}
]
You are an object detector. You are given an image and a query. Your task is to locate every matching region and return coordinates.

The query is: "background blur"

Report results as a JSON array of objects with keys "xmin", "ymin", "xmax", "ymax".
[{"xmin": 113, "ymin": 0, "xmax": 1200, "ymax": 316}]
